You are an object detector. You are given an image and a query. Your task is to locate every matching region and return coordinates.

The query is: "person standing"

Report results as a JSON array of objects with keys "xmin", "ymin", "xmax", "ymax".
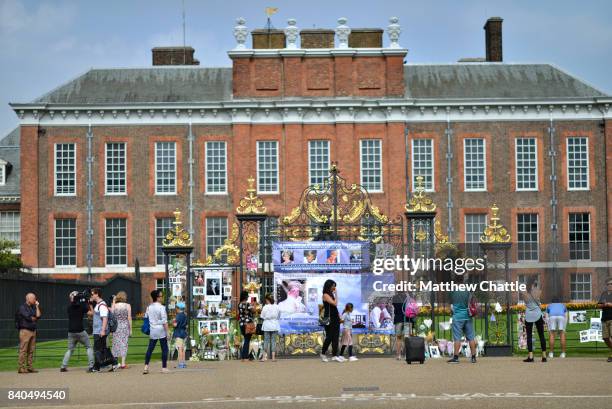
[
  {"xmin": 522, "ymin": 279, "xmax": 547, "ymax": 363},
  {"xmin": 597, "ymin": 277, "xmax": 612, "ymax": 362},
  {"xmin": 172, "ymin": 302, "xmax": 188, "ymax": 369},
  {"xmin": 111, "ymin": 291, "xmax": 132, "ymax": 369},
  {"xmin": 320, "ymin": 279, "xmax": 344, "ymax": 362},
  {"xmin": 61, "ymin": 291, "xmax": 94, "ymax": 372},
  {"xmin": 447, "ymin": 277, "xmax": 477, "ymax": 364},
  {"xmin": 260, "ymin": 294, "xmax": 280, "ymax": 362},
  {"xmin": 16, "ymin": 293, "xmax": 42, "ymax": 373},
  {"xmin": 238, "ymin": 291, "xmax": 255, "ymax": 362},
  {"xmin": 340, "ymin": 303, "xmax": 358, "ymax": 361},
  {"xmin": 546, "ymin": 297, "xmax": 568, "ymax": 359},
  {"xmin": 90, "ymin": 288, "xmax": 118, "ymax": 372},
  {"xmin": 143, "ymin": 289, "xmax": 170, "ymax": 374}
]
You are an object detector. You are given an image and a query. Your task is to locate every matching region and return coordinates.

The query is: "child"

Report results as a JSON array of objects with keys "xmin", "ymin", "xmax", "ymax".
[
  {"xmin": 172, "ymin": 302, "xmax": 188, "ymax": 368},
  {"xmin": 340, "ymin": 303, "xmax": 358, "ymax": 361}
]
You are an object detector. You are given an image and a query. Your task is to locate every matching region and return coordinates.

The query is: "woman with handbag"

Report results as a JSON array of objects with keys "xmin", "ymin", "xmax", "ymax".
[
  {"xmin": 260, "ymin": 294, "xmax": 280, "ymax": 362},
  {"xmin": 522, "ymin": 278, "xmax": 547, "ymax": 363},
  {"xmin": 238, "ymin": 290, "xmax": 256, "ymax": 362},
  {"xmin": 320, "ymin": 280, "xmax": 344, "ymax": 362}
]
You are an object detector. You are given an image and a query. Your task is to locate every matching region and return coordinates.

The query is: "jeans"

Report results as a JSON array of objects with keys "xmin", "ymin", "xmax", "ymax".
[
  {"xmin": 62, "ymin": 331, "xmax": 94, "ymax": 369},
  {"xmin": 526, "ymin": 317, "xmax": 546, "ymax": 353},
  {"xmin": 144, "ymin": 337, "xmax": 168, "ymax": 368},
  {"xmin": 93, "ymin": 334, "xmax": 116, "ymax": 370},
  {"xmin": 263, "ymin": 331, "xmax": 277, "ymax": 356},
  {"xmin": 321, "ymin": 323, "xmax": 340, "ymax": 356},
  {"xmin": 240, "ymin": 325, "xmax": 252, "ymax": 360},
  {"xmin": 18, "ymin": 329, "xmax": 36, "ymax": 370}
]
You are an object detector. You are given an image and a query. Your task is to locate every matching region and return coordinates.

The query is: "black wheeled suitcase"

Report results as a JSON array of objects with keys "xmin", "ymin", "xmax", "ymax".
[{"xmin": 405, "ymin": 336, "xmax": 425, "ymax": 364}]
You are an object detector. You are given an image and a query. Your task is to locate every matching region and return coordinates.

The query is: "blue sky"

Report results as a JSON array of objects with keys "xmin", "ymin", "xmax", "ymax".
[{"xmin": 1, "ymin": 0, "xmax": 611, "ymax": 137}]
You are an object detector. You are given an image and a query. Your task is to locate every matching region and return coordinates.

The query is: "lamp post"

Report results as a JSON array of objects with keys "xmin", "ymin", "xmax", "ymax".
[
  {"xmin": 479, "ymin": 204, "xmax": 513, "ymax": 356},
  {"xmin": 162, "ymin": 209, "xmax": 194, "ymax": 357}
]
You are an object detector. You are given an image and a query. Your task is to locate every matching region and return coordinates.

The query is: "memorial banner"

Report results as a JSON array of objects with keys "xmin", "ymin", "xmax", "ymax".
[{"xmin": 273, "ymin": 241, "xmax": 370, "ymax": 272}]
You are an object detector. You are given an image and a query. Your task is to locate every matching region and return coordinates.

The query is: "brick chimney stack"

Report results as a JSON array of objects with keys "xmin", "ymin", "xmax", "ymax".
[
  {"xmin": 484, "ymin": 17, "xmax": 503, "ymax": 62},
  {"xmin": 152, "ymin": 47, "xmax": 200, "ymax": 66}
]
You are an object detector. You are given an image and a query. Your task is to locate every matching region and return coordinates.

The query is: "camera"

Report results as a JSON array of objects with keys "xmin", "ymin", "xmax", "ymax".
[{"xmin": 72, "ymin": 289, "xmax": 91, "ymax": 305}]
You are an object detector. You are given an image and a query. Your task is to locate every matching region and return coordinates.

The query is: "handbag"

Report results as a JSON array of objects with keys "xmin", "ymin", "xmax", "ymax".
[
  {"xmin": 141, "ymin": 316, "xmax": 150, "ymax": 335},
  {"xmin": 468, "ymin": 295, "xmax": 478, "ymax": 317},
  {"xmin": 245, "ymin": 321, "xmax": 256, "ymax": 335},
  {"xmin": 318, "ymin": 302, "xmax": 330, "ymax": 326},
  {"xmin": 256, "ymin": 318, "xmax": 264, "ymax": 336}
]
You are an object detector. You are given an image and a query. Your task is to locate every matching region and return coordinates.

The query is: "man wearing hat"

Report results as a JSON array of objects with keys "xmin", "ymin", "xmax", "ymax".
[{"xmin": 60, "ymin": 291, "xmax": 94, "ymax": 372}]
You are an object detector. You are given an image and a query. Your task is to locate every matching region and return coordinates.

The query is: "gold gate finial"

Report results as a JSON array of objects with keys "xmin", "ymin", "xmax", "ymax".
[
  {"xmin": 480, "ymin": 204, "xmax": 511, "ymax": 243},
  {"xmin": 236, "ymin": 176, "xmax": 267, "ymax": 215},
  {"xmin": 162, "ymin": 208, "xmax": 193, "ymax": 247},
  {"xmin": 405, "ymin": 175, "xmax": 436, "ymax": 213}
]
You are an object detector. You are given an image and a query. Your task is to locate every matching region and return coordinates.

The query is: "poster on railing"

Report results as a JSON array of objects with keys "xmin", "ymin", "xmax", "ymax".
[
  {"xmin": 274, "ymin": 272, "xmax": 369, "ymax": 334},
  {"xmin": 273, "ymin": 241, "xmax": 370, "ymax": 272}
]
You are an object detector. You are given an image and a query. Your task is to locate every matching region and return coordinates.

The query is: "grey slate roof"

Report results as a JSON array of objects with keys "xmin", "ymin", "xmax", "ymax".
[
  {"xmin": 404, "ymin": 64, "xmax": 607, "ymax": 99},
  {"xmin": 34, "ymin": 67, "xmax": 233, "ymax": 104},
  {"xmin": 0, "ymin": 128, "xmax": 20, "ymax": 200},
  {"xmin": 30, "ymin": 63, "xmax": 606, "ymax": 104}
]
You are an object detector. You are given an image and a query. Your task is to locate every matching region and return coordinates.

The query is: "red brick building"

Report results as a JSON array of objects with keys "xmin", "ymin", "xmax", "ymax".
[{"xmin": 7, "ymin": 17, "xmax": 612, "ymax": 302}]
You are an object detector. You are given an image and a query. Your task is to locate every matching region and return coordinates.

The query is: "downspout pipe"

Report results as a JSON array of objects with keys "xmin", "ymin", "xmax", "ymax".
[
  {"xmin": 445, "ymin": 112, "xmax": 454, "ymax": 242},
  {"xmin": 548, "ymin": 115, "xmax": 559, "ymax": 299},
  {"xmin": 86, "ymin": 123, "xmax": 94, "ymax": 279}
]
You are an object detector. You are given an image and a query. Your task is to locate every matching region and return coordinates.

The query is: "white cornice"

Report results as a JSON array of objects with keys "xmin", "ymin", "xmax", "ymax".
[
  {"xmin": 227, "ymin": 48, "xmax": 408, "ymax": 58},
  {"xmin": 10, "ymin": 99, "xmax": 611, "ymax": 126}
]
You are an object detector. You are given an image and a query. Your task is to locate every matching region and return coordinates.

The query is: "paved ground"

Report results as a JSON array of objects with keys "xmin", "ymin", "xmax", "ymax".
[{"xmin": 0, "ymin": 357, "xmax": 610, "ymax": 409}]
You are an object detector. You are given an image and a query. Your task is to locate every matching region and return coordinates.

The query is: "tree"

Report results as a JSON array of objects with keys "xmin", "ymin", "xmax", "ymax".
[{"xmin": 0, "ymin": 239, "xmax": 23, "ymax": 272}]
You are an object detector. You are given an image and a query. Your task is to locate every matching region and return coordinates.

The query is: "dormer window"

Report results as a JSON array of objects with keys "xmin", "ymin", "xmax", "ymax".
[{"xmin": 0, "ymin": 159, "xmax": 7, "ymax": 186}]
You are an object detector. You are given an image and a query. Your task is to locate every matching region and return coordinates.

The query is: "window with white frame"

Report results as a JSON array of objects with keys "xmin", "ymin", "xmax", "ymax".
[
  {"xmin": 256, "ymin": 141, "xmax": 278, "ymax": 193},
  {"xmin": 570, "ymin": 273, "xmax": 591, "ymax": 301},
  {"xmin": 55, "ymin": 218, "xmax": 76, "ymax": 266},
  {"xmin": 206, "ymin": 217, "xmax": 228, "ymax": 261},
  {"xmin": 463, "ymin": 138, "xmax": 486, "ymax": 191},
  {"xmin": 0, "ymin": 211, "xmax": 20, "ymax": 245},
  {"xmin": 515, "ymin": 138, "xmax": 538, "ymax": 191},
  {"xmin": 567, "ymin": 137, "xmax": 589, "ymax": 190},
  {"xmin": 412, "ymin": 139, "xmax": 434, "ymax": 191},
  {"xmin": 517, "ymin": 213, "xmax": 539, "ymax": 261},
  {"xmin": 155, "ymin": 142, "xmax": 176, "ymax": 194},
  {"xmin": 105, "ymin": 218, "xmax": 127, "ymax": 266},
  {"xmin": 360, "ymin": 139, "xmax": 382, "ymax": 192},
  {"xmin": 155, "ymin": 217, "xmax": 174, "ymax": 265},
  {"xmin": 156, "ymin": 278, "xmax": 166, "ymax": 291},
  {"xmin": 568, "ymin": 212, "xmax": 590, "ymax": 260},
  {"xmin": 55, "ymin": 143, "xmax": 76, "ymax": 195},
  {"xmin": 308, "ymin": 140, "xmax": 330, "ymax": 186},
  {"xmin": 465, "ymin": 214, "xmax": 487, "ymax": 257},
  {"xmin": 105, "ymin": 142, "xmax": 126, "ymax": 194},
  {"xmin": 205, "ymin": 141, "xmax": 227, "ymax": 193}
]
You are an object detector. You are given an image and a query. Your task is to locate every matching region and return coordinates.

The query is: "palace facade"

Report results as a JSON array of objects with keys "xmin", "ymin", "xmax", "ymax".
[{"xmin": 5, "ymin": 16, "xmax": 612, "ymax": 302}]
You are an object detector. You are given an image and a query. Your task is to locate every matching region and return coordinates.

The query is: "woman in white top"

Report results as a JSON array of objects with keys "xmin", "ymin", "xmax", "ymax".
[
  {"xmin": 260, "ymin": 294, "xmax": 280, "ymax": 362},
  {"xmin": 143, "ymin": 290, "xmax": 169, "ymax": 374}
]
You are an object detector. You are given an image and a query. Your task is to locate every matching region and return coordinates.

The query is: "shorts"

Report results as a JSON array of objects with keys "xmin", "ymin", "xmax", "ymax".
[
  {"xmin": 604, "ymin": 320, "xmax": 612, "ymax": 339},
  {"xmin": 394, "ymin": 318, "xmax": 416, "ymax": 337},
  {"xmin": 451, "ymin": 319, "xmax": 475, "ymax": 342},
  {"xmin": 174, "ymin": 337, "xmax": 185, "ymax": 348},
  {"xmin": 548, "ymin": 316, "xmax": 566, "ymax": 331}
]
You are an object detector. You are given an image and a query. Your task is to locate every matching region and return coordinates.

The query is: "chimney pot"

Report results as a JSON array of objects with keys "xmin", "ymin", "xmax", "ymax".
[
  {"xmin": 251, "ymin": 29, "xmax": 286, "ymax": 49},
  {"xmin": 152, "ymin": 47, "xmax": 199, "ymax": 66},
  {"xmin": 484, "ymin": 17, "xmax": 503, "ymax": 62}
]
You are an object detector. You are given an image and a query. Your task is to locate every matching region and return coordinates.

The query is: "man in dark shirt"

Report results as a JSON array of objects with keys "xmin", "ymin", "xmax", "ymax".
[
  {"xmin": 597, "ymin": 277, "xmax": 612, "ymax": 362},
  {"xmin": 16, "ymin": 293, "xmax": 42, "ymax": 373},
  {"xmin": 61, "ymin": 291, "xmax": 95, "ymax": 372}
]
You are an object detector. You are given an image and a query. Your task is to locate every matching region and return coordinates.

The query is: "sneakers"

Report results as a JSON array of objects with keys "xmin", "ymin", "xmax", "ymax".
[
  {"xmin": 349, "ymin": 356, "xmax": 359, "ymax": 362},
  {"xmin": 548, "ymin": 352, "xmax": 554, "ymax": 359},
  {"xmin": 541, "ymin": 357, "xmax": 547, "ymax": 363},
  {"xmin": 320, "ymin": 354, "xmax": 329, "ymax": 362},
  {"xmin": 607, "ymin": 356, "xmax": 612, "ymax": 362},
  {"xmin": 87, "ymin": 367, "xmax": 98, "ymax": 373},
  {"xmin": 331, "ymin": 356, "xmax": 346, "ymax": 362},
  {"xmin": 447, "ymin": 357, "xmax": 460, "ymax": 364},
  {"xmin": 523, "ymin": 357, "xmax": 534, "ymax": 363},
  {"xmin": 161, "ymin": 368, "xmax": 170, "ymax": 373},
  {"xmin": 470, "ymin": 356, "xmax": 477, "ymax": 364},
  {"xmin": 60, "ymin": 367, "xmax": 68, "ymax": 372},
  {"xmin": 560, "ymin": 352, "xmax": 566, "ymax": 358}
]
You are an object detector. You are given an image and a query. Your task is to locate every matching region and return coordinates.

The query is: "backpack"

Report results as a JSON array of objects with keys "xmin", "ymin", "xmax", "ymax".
[
  {"xmin": 107, "ymin": 309, "xmax": 118, "ymax": 333},
  {"xmin": 468, "ymin": 295, "xmax": 478, "ymax": 317},
  {"xmin": 404, "ymin": 298, "xmax": 419, "ymax": 319}
]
